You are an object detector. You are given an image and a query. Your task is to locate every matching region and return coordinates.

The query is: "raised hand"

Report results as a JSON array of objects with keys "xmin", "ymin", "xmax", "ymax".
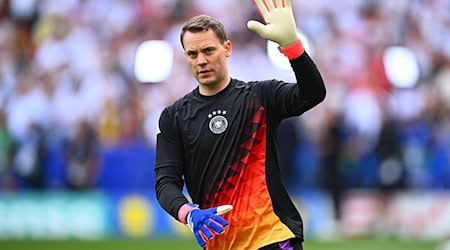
[{"xmin": 247, "ymin": 0, "xmax": 298, "ymax": 47}]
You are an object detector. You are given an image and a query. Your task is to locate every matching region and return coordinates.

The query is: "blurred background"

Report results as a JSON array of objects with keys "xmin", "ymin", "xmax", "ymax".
[{"xmin": 0, "ymin": 0, "xmax": 449, "ymax": 249}]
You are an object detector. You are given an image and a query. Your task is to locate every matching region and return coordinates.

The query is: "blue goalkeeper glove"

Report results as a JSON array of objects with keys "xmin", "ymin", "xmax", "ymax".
[{"xmin": 178, "ymin": 203, "xmax": 232, "ymax": 247}]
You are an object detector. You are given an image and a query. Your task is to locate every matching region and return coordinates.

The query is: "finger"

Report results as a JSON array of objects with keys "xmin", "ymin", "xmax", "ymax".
[
  {"xmin": 216, "ymin": 205, "xmax": 233, "ymax": 216},
  {"xmin": 247, "ymin": 20, "xmax": 268, "ymax": 38},
  {"xmin": 205, "ymin": 221, "xmax": 225, "ymax": 234},
  {"xmin": 210, "ymin": 214, "xmax": 230, "ymax": 227},
  {"xmin": 203, "ymin": 208, "xmax": 230, "ymax": 227},
  {"xmin": 253, "ymin": 0, "xmax": 270, "ymax": 19},
  {"xmin": 205, "ymin": 217, "xmax": 228, "ymax": 234},
  {"xmin": 199, "ymin": 224, "xmax": 214, "ymax": 239},
  {"xmin": 284, "ymin": 0, "xmax": 292, "ymax": 8},
  {"xmin": 194, "ymin": 230, "xmax": 207, "ymax": 247},
  {"xmin": 265, "ymin": 0, "xmax": 275, "ymax": 11},
  {"xmin": 274, "ymin": 0, "xmax": 284, "ymax": 8}
]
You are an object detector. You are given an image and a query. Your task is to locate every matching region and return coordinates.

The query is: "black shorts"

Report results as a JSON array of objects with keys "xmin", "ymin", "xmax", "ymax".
[{"xmin": 259, "ymin": 238, "xmax": 303, "ymax": 250}]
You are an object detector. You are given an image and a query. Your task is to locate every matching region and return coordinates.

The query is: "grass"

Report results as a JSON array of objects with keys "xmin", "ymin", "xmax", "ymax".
[
  {"xmin": 0, "ymin": 238, "xmax": 441, "ymax": 250},
  {"xmin": 304, "ymin": 238, "xmax": 440, "ymax": 250}
]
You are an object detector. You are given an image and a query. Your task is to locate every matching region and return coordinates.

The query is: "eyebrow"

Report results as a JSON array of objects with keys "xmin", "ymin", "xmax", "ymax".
[{"xmin": 186, "ymin": 46, "xmax": 216, "ymax": 54}]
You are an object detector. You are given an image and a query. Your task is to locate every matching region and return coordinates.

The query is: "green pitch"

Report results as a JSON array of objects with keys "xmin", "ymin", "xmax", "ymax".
[{"xmin": 0, "ymin": 238, "xmax": 440, "ymax": 250}]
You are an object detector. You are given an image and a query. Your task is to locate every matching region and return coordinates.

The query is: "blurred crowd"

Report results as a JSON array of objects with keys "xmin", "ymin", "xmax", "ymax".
[{"xmin": 0, "ymin": 0, "xmax": 449, "ymax": 194}]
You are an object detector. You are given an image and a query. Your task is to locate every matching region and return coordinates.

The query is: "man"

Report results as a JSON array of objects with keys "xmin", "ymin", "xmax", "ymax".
[{"xmin": 155, "ymin": 0, "xmax": 326, "ymax": 249}]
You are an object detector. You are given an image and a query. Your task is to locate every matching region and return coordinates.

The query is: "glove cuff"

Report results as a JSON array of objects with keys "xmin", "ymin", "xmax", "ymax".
[
  {"xmin": 178, "ymin": 203, "xmax": 197, "ymax": 224},
  {"xmin": 280, "ymin": 39, "xmax": 305, "ymax": 60}
]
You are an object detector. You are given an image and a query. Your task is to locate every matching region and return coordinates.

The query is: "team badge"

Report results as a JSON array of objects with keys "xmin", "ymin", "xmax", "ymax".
[{"xmin": 208, "ymin": 110, "xmax": 228, "ymax": 134}]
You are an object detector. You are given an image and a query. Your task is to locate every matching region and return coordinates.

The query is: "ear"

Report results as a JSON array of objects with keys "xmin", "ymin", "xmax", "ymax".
[{"xmin": 224, "ymin": 40, "xmax": 232, "ymax": 57}]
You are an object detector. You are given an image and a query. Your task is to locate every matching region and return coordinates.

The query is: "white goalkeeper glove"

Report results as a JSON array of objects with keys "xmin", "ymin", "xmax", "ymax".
[{"xmin": 247, "ymin": 0, "xmax": 299, "ymax": 47}]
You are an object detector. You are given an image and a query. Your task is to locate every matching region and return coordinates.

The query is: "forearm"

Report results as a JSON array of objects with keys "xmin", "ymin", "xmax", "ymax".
[
  {"xmin": 291, "ymin": 52, "xmax": 326, "ymax": 106},
  {"xmin": 155, "ymin": 169, "xmax": 231, "ymax": 248},
  {"xmin": 247, "ymin": 0, "xmax": 325, "ymax": 105},
  {"xmin": 155, "ymin": 173, "xmax": 189, "ymax": 220}
]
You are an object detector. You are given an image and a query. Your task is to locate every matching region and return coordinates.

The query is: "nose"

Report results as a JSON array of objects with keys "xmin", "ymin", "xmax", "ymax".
[{"xmin": 196, "ymin": 53, "xmax": 208, "ymax": 65}]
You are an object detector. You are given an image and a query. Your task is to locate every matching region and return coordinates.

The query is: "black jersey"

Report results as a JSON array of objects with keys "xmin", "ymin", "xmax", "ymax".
[{"xmin": 155, "ymin": 52, "xmax": 325, "ymax": 249}]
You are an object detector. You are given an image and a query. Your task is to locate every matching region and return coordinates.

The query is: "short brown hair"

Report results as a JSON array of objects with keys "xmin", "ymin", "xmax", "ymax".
[{"xmin": 180, "ymin": 15, "xmax": 228, "ymax": 49}]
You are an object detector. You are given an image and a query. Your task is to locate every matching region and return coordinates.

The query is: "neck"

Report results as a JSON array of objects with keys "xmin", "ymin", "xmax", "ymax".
[{"xmin": 198, "ymin": 77, "xmax": 231, "ymax": 96}]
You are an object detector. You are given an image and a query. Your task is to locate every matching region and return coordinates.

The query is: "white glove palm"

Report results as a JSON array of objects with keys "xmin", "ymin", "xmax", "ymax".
[{"xmin": 247, "ymin": 0, "xmax": 298, "ymax": 47}]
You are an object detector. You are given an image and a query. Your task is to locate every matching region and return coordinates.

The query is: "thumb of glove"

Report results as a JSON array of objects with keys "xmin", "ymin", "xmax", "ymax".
[{"xmin": 247, "ymin": 20, "xmax": 268, "ymax": 39}]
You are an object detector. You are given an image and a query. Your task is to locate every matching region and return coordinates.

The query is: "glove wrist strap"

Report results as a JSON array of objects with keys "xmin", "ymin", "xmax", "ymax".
[
  {"xmin": 280, "ymin": 39, "xmax": 305, "ymax": 60},
  {"xmin": 178, "ymin": 203, "xmax": 197, "ymax": 224}
]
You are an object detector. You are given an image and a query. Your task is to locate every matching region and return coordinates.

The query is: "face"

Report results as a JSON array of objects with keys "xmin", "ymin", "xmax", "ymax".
[{"xmin": 182, "ymin": 29, "xmax": 232, "ymax": 96}]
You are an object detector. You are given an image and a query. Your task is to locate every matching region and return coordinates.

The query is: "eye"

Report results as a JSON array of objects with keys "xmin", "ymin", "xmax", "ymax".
[
  {"xmin": 186, "ymin": 51, "xmax": 197, "ymax": 59},
  {"xmin": 204, "ymin": 47, "xmax": 214, "ymax": 54}
]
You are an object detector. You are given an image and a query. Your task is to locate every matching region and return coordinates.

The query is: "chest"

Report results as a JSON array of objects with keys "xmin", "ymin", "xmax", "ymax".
[{"xmin": 178, "ymin": 90, "xmax": 265, "ymax": 155}]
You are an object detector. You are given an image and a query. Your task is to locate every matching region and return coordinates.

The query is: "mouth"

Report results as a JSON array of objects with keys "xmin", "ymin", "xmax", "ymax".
[{"xmin": 198, "ymin": 69, "xmax": 211, "ymax": 76}]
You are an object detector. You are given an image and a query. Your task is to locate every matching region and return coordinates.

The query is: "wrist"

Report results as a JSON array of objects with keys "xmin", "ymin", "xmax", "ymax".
[
  {"xmin": 178, "ymin": 203, "xmax": 197, "ymax": 224},
  {"xmin": 280, "ymin": 39, "xmax": 305, "ymax": 60}
]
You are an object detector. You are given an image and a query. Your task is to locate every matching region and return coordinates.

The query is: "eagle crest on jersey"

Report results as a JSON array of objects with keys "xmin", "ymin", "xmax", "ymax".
[{"xmin": 208, "ymin": 110, "xmax": 228, "ymax": 134}]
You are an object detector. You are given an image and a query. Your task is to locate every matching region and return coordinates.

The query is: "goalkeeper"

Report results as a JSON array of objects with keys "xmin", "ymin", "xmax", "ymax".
[{"xmin": 155, "ymin": 0, "xmax": 326, "ymax": 249}]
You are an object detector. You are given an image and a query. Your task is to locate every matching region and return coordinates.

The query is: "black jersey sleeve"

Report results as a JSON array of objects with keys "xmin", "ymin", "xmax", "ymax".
[
  {"xmin": 253, "ymin": 52, "xmax": 326, "ymax": 121},
  {"xmin": 291, "ymin": 52, "xmax": 326, "ymax": 109},
  {"xmin": 154, "ymin": 107, "xmax": 189, "ymax": 220}
]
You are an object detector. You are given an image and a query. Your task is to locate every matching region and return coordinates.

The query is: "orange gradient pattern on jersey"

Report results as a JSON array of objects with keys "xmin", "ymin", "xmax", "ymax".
[{"xmin": 205, "ymin": 107, "xmax": 295, "ymax": 249}]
